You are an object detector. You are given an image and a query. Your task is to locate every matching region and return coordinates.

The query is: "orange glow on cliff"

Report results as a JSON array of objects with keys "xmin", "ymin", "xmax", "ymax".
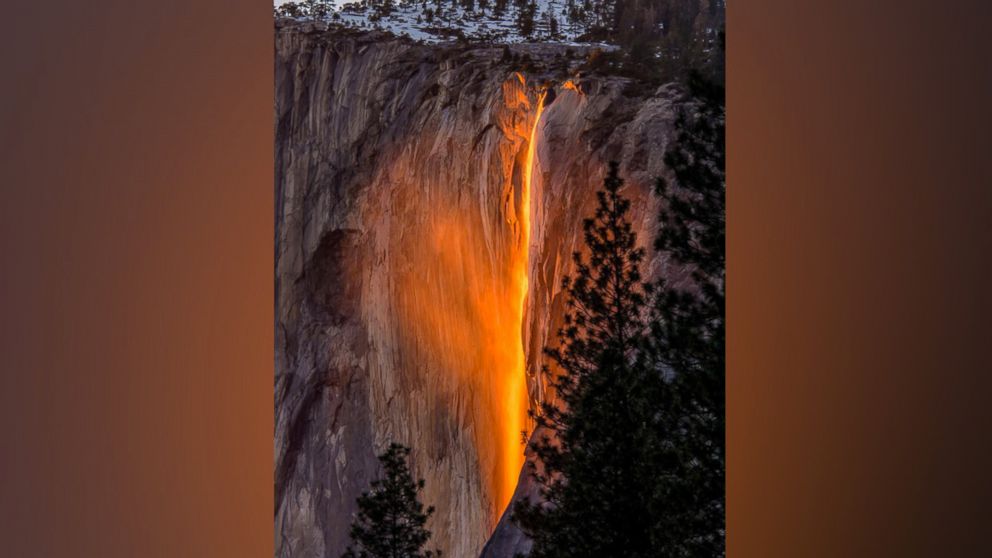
[
  {"xmin": 501, "ymin": 90, "xmax": 546, "ymax": 512},
  {"xmin": 385, "ymin": 79, "xmax": 545, "ymax": 528}
]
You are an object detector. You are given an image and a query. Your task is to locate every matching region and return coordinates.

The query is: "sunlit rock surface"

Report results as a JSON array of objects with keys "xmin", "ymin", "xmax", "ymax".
[{"xmin": 275, "ymin": 21, "xmax": 679, "ymax": 558}]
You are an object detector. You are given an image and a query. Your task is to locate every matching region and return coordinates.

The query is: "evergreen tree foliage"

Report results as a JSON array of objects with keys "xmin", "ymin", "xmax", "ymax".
[
  {"xmin": 343, "ymin": 443, "xmax": 442, "ymax": 558},
  {"xmin": 305, "ymin": 0, "xmax": 332, "ymax": 19},
  {"xmin": 548, "ymin": 12, "xmax": 560, "ymax": 39},
  {"xmin": 512, "ymin": 71, "xmax": 725, "ymax": 558},
  {"xmin": 276, "ymin": 0, "xmax": 723, "ymax": 71},
  {"xmin": 275, "ymin": 0, "xmax": 332, "ymax": 19},
  {"xmin": 644, "ymin": 70, "xmax": 725, "ymax": 557},
  {"xmin": 275, "ymin": 2, "xmax": 305, "ymax": 17},
  {"xmin": 515, "ymin": 0, "xmax": 538, "ymax": 38},
  {"xmin": 513, "ymin": 162, "xmax": 658, "ymax": 557},
  {"xmin": 493, "ymin": 0, "xmax": 509, "ymax": 17}
]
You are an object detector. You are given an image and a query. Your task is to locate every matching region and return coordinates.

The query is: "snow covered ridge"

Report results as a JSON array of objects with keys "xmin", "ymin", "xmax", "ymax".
[{"xmin": 274, "ymin": 0, "xmax": 612, "ymax": 44}]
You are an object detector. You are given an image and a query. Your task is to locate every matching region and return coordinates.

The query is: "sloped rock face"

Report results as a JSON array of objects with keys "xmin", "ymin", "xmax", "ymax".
[{"xmin": 275, "ymin": 22, "xmax": 680, "ymax": 558}]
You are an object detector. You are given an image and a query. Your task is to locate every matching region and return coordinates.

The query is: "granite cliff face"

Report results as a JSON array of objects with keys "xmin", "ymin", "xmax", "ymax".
[{"xmin": 275, "ymin": 21, "xmax": 680, "ymax": 558}]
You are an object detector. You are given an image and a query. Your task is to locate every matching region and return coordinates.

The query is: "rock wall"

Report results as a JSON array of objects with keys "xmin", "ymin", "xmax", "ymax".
[
  {"xmin": 485, "ymin": 71, "xmax": 683, "ymax": 558},
  {"xmin": 275, "ymin": 21, "xmax": 680, "ymax": 558}
]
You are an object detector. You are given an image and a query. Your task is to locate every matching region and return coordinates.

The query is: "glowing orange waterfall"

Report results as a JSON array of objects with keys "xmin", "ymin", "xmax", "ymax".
[
  {"xmin": 387, "ymin": 80, "xmax": 547, "ymax": 530},
  {"xmin": 499, "ymin": 90, "xmax": 546, "ymax": 512}
]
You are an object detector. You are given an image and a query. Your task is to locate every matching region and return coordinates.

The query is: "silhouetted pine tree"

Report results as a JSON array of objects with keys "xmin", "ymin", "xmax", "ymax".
[
  {"xmin": 275, "ymin": 2, "xmax": 305, "ymax": 17},
  {"xmin": 276, "ymin": 0, "xmax": 332, "ymax": 19},
  {"xmin": 305, "ymin": 0, "xmax": 331, "ymax": 19},
  {"xmin": 512, "ymin": 74, "xmax": 725, "ymax": 558},
  {"xmin": 513, "ymin": 162, "xmax": 659, "ymax": 557},
  {"xmin": 343, "ymin": 443, "xmax": 442, "ymax": 558},
  {"xmin": 645, "ymin": 70, "xmax": 726, "ymax": 557}
]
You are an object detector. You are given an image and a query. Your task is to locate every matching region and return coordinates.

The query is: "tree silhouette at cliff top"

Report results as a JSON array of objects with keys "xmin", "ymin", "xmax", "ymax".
[
  {"xmin": 644, "ymin": 70, "xmax": 725, "ymax": 557},
  {"xmin": 275, "ymin": 0, "xmax": 331, "ymax": 20},
  {"xmin": 343, "ymin": 443, "xmax": 442, "ymax": 558},
  {"xmin": 512, "ymin": 162, "xmax": 658, "ymax": 557}
]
